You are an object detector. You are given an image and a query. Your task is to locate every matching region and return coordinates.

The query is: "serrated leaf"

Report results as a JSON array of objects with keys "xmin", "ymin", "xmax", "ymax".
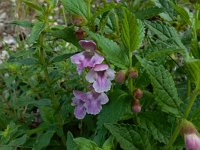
[
  {"xmin": 86, "ymin": 31, "xmax": 129, "ymax": 69},
  {"xmin": 74, "ymin": 137, "xmax": 102, "ymax": 150},
  {"xmin": 105, "ymin": 124, "xmax": 152, "ymax": 150},
  {"xmin": 10, "ymin": 20, "xmax": 33, "ymax": 28},
  {"xmin": 22, "ymin": 0, "xmax": 43, "ymax": 12},
  {"xmin": 144, "ymin": 20, "xmax": 189, "ymax": 60},
  {"xmin": 122, "ymin": 9, "xmax": 144, "ymax": 51},
  {"xmin": 97, "ymin": 90, "xmax": 130, "ymax": 129},
  {"xmin": 33, "ymin": 130, "xmax": 55, "ymax": 150},
  {"xmin": 61, "ymin": 0, "xmax": 88, "ymax": 20},
  {"xmin": 137, "ymin": 56, "xmax": 182, "ymax": 115},
  {"xmin": 139, "ymin": 112, "xmax": 171, "ymax": 144},
  {"xmin": 171, "ymin": 2, "xmax": 191, "ymax": 25},
  {"xmin": 89, "ymin": 3, "xmax": 116, "ymax": 24},
  {"xmin": 28, "ymin": 22, "xmax": 45, "ymax": 44},
  {"xmin": 135, "ymin": 6, "xmax": 164, "ymax": 20},
  {"xmin": 102, "ymin": 136, "xmax": 115, "ymax": 150}
]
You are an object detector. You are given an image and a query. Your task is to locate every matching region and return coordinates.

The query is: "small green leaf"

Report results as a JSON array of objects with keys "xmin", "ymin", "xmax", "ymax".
[
  {"xmin": 18, "ymin": 58, "xmax": 38, "ymax": 65},
  {"xmin": 67, "ymin": 132, "xmax": 79, "ymax": 150},
  {"xmin": 22, "ymin": 0, "xmax": 43, "ymax": 12},
  {"xmin": 170, "ymin": 2, "xmax": 191, "ymax": 25},
  {"xmin": 61, "ymin": 0, "xmax": 88, "ymax": 20},
  {"xmin": 74, "ymin": 137, "xmax": 102, "ymax": 150},
  {"xmin": 9, "ymin": 135, "xmax": 27, "ymax": 147},
  {"xmin": 122, "ymin": 8, "xmax": 144, "ymax": 51},
  {"xmin": 49, "ymin": 27, "xmax": 79, "ymax": 47},
  {"xmin": 33, "ymin": 130, "xmax": 55, "ymax": 150},
  {"xmin": 28, "ymin": 22, "xmax": 45, "ymax": 44},
  {"xmin": 86, "ymin": 31, "xmax": 129, "ymax": 69},
  {"xmin": 137, "ymin": 56, "xmax": 182, "ymax": 115},
  {"xmin": 185, "ymin": 59, "xmax": 200, "ymax": 88},
  {"xmin": 10, "ymin": 20, "xmax": 33, "ymax": 28},
  {"xmin": 50, "ymin": 52, "xmax": 78, "ymax": 63}
]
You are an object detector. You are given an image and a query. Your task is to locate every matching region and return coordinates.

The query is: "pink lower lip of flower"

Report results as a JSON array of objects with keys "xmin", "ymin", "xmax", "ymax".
[
  {"xmin": 72, "ymin": 90, "xmax": 109, "ymax": 119},
  {"xmin": 86, "ymin": 65, "xmax": 115, "ymax": 93},
  {"xmin": 185, "ymin": 133, "xmax": 200, "ymax": 150},
  {"xmin": 79, "ymin": 40, "xmax": 97, "ymax": 52}
]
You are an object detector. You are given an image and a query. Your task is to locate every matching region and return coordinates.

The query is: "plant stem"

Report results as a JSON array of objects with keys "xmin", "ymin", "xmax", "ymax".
[
  {"xmin": 128, "ymin": 52, "xmax": 133, "ymax": 94},
  {"xmin": 87, "ymin": 0, "xmax": 91, "ymax": 19},
  {"xmin": 166, "ymin": 88, "xmax": 200, "ymax": 149}
]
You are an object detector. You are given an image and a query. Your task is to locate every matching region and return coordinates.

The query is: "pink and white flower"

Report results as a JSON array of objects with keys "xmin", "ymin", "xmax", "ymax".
[{"xmin": 86, "ymin": 64, "xmax": 115, "ymax": 93}]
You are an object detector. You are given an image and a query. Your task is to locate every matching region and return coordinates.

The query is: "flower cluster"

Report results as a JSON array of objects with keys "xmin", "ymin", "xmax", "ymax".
[
  {"xmin": 71, "ymin": 40, "xmax": 115, "ymax": 119},
  {"xmin": 132, "ymin": 88, "xmax": 143, "ymax": 113}
]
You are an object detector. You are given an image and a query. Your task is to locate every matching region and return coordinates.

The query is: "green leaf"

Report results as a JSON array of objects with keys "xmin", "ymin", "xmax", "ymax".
[
  {"xmin": 18, "ymin": 58, "xmax": 38, "ymax": 65},
  {"xmin": 144, "ymin": 20, "xmax": 189, "ymax": 60},
  {"xmin": 137, "ymin": 56, "xmax": 182, "ymax": 115},
  {"xmin": 22, "ymin": 0, "xmax": 43, "ymax": 12},
  {"xmin": 170, "ymin": 2, "xmax": 191, "ymax": 25},
  {"xmin": 135, "ymin": 6, "xmax": 164, "ymax": 20},
  {"xmin": 10, "ymin": 20, "xmax": 33, "ymax": 28},
  {"xmin": 50, "ymin": 52, "xmax": 78, "ymax": 63},
  {"xmin": 89, "ymin": 3, "xmax": 116, "ymax": 24},
  {"xmin": 74, "ymin": 137, "xmax": 102, "ymax": 150},
  {"xmin": 49, "ymin": 27, "xmax": 79, "ymax": 47},
  {"xmin": 61, "ymin": 0, "xmax": 88, "ymax": 20},
  {"xmin": 191, "ymin": 106, "xmax": 200, "ymax": 130},
  {"xmin": 185, "ymin": 59, "xmax": 200, "ymax": 88},
  {"xmin": 33, "ymin": 130, "xmax": 55, "ymax": 150},
  {"xmin": 28, "ymin": 22, "xmax": 45, "ymax": 44},
  {"xmin": 39, "ymin": 107, "xmax": 55, "ymax": 123},
  {"xmin": 139, "ymin": 112, "xmax": 171, "ymax": 144},
  {"xmin": 122, "ymin": 9, "xmax": 144, "ymax": 51},
  {"xmin": 67, "ymin": 132, "xmax": 79, "ymax": 150},
  {"xmin": 102, "ymin": 136, "xmax": 115, "ymax": 150},
  {"xmin": 9, "ymin": 135, "xmax": 27, "ymax": 147},
  {"xmin": 86, "ymin": 31, "xmax": 129, "ymax": 69},
  {"xmin": 105, "ymin": 124, "xmax": 152, "ymax": 150},
  {"xmin": 97, "ymin": 90, "xmax": 130, "ymax": 129}
]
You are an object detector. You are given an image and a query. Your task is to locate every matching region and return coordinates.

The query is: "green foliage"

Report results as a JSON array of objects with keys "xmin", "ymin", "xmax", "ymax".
[
  {"xmin": 86, "ymin": 30, "xmax": 129, "ymax": 69},
  {"xmin": 122, "ymin": 8, "xmax": 144, "ymax": 51},
  {"xmin": 137, "ymin": 56, "xmax": 182, "ymax": 115},
  {"xmin": 135, "ymin": 7, "xmax": 164, "ymax": 20},
  {"xmin": 10, "ymin": 20, "xmax": 33, "ymax": 28},
  {"xmin": 105, "ymin": 124, "xmax": 153, "ymax": 150},
  {"xmin": 28, "ymin": 21, "xmax": 45, "ymax": 44},
  {"xmin": 97, "ymin": 90, "xmax": 131, "ymax": 129},
  {"xmin": 33, "ymin": 130, "xmax": 55, "ymax": 150},
  {"xmin": 61, "ymin": 0, "xmax": 88, "ymax": 20}
]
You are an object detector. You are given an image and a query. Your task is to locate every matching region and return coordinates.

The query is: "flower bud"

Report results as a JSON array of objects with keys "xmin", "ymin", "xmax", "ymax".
[
  {"xmin": 181, "ymin": 120, "xmax": 200, "ymax": 150},
  {"xmin": 132, "ymin": 99, "xmax": 141, "ymax": 113},
  {"xmin": 72, "ymin": 15, "xmax": 85, "ymax": 26},
  {"xmin": 115, "ymin": 70, "xmax": 127, "ymax": 84},
  {"xmin": 134, "ymin": 88, "xmax": 143, "ymax": 99},
  {"xmin": 128, "ymin": 68, "xmax": 138, "ymax": 79},
  {"xmin": 75, "ymin": 28, "xmax": 86, "ymax": 40}
]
